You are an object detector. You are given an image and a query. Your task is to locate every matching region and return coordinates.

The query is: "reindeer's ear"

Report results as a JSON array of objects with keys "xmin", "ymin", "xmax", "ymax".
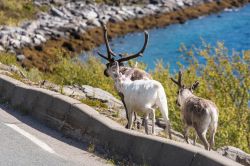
[
  {"xmin": 191, "ymin": 81, "xmax": 199, "ymax": 91},
  {"xmin": 126, "ymin": 68, "xmax": 134, "ymax": 79}
]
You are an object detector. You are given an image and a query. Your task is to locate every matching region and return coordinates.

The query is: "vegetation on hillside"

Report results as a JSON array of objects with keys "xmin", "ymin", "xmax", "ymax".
[
  {"xmin": 0, "ymin": 0, "xmax": 47, "ymax": 25},
  {"xmin": 0, "ymin": 42, "xmax": 249, "ymax": 152}
]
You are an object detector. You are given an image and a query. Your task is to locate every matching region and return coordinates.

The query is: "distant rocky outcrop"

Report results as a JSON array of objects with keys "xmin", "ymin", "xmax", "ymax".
[{"xmin": 0, "ymin": 0, "xmax": 214, "ymax": 54}]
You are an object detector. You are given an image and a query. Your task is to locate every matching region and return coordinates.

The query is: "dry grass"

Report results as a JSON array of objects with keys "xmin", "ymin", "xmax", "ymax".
[{"xmin": 0, "ymin": 0, "xmax": 48, "ymax": 26}]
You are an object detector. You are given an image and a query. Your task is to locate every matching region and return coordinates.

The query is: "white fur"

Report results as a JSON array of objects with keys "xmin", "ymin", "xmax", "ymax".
[{"xmin": 111, "ymin": 67, "xmax": 172, "ymax": 138}]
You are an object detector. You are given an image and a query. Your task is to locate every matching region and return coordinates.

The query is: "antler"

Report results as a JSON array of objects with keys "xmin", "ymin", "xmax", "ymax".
[
  {"xmin": 191, "ymin": 81, "xmax": 199, "ymax": 91},
  {"xmin": 117, "ymin": 31, "xmax": 149, "ymax": 63},
  {"xmin": 97, "ymin": 22, "xmax": 116, "ymax": 62},
  {"xmin": 98, "ymin": 23, "xmax": 149, "ymax": 64},
  {"xmin": 170, "ymin": 71, "xmax": 183, "ymax": 87}
]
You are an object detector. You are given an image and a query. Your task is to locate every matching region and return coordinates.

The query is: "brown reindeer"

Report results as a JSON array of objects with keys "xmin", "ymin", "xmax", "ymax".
[
  {"xmin": 171, "ymin": 71, "xmax": 218, "ymax": 150},
  {"xmin": 97, "ymin": 23, "xmax": 152, "ymax": 128}
]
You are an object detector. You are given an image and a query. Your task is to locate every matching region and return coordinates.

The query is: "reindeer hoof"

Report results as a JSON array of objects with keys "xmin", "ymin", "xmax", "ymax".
[{"xmin": 137, "ymin": 121, "xmax": 141, "ymax": 129}]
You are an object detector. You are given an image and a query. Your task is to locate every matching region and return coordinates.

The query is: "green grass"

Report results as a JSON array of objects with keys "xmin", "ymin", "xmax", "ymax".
[
  {"xmin": 0, "ymin": 0, "xmax": 48, "ymax": 25},
  {"xmin": 0, "ymin": 53, "xmax": 19, "ymax": 65},
  {"xmin": 0, "ymin": 42, "xmax": 249, "ymax": 153},
  {"xmin": 81, "ymin": 98, "xmax": 108, "ymax": 109}
]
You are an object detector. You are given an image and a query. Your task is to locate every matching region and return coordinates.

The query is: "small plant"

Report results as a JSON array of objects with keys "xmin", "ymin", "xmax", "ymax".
[
  {"xmin": 81, "ymin": 98, "xmax": 108, "ymax": 109},
  {"xmin": 87, "ymin": 142, "xmax": 95, "ymax": 153},
  {"xmin": 0, "ymin": 53, "xmax": 19, "ymax": 65}
]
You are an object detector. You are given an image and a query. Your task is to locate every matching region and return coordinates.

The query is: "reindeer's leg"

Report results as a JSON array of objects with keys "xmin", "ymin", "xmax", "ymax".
[
  {"xmin": 209, "ymin": 122, "xmax": 217, "ymax": 150},
  {"xmin": 133, "ymin": 112, "xmax": 141, "ymax": 129},
  {"xmin": 127, "ymin": 110, "xmax": 134, "ymax": 130},
  {"xmin": 119, "ymin": 92, "xmax": 129, "ymax": 129},
  {"xmin": 193, "ymin": 133, "xmax": 197, "ymax": 146},
  {"xmin": 144, "ymin": 114, "xmax": 149, "ymax": 135},
  {"xmin": 167, "ymin": 120, "xmax": 172, "ymax": 140},
  {"xmin": 197, "ymin": 130, "xmax": 209, "ymax": 150},
  {"xmin": 183, "ymin": 124, "xmax": 190, "ymax": 144},
  {"xmin": 151, "ymin": 109, "xmax": 155, "ymax": 135}
]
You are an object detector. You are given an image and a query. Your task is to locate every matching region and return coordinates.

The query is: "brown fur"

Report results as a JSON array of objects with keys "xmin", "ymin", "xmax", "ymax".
[
  {"xmin": 119, "ymin": 66, "xmax": 152, "ymax": 81},
  {"xmin": 171, "ymin": 71, "xmax": 218, "ymax": 150}
]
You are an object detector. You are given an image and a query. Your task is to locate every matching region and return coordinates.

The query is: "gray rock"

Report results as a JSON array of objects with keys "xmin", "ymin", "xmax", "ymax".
[
  {"xmin": 81, "ymin": 85, "xmax": 123, "ymax": 108},
  {"xmin": 22, "ymin": 21, "xmax": 39, "ymax": 33},
  {"xmin": 9, "ymin": 39, "xmax": 21, "ymax": 49},
  {"xmin": 16, "ymin": 54, "xmax": 26, "ymax": 61},
  {"xmin": 51, "ymin": 6, "xmax": 65, "ymax": 18},
  {"xmin": 176, "ymin": 0, "xmax": 185, "ymax": 7},
  {"xmin": 35, "ymin": 34, "xmax": 46, "ymax": 43},
  {"xmin": 33, "ymin": 37, "xmax": 41, "ymax": 45},
  {"xmin": 0, "ymin": 45, "xmax": 5, "ymax": 51},
  {"xmin": 0, "ymin": 63, "xmax": 25, "ymax": 78},
  {"xmin": 217, "ymin": 146, "xmax": 250, "ymax": 166},
  {"xmin": 62, "ymin": 86, "xmax": 87, "ymax": 100},
  {"xmin": 82, "ymin": 10, "xmax": 98, "ymax": 20},
  {"xmin": 20, "ymin": 36, "xmax": 32, "ymax": 45},
  {"xmin": 109, "ymin": 15, "xmax": 124, "ymax": 23},
  {"xmin": 86, "ymin": 19, "xmax": 101, "ymax": 27}
]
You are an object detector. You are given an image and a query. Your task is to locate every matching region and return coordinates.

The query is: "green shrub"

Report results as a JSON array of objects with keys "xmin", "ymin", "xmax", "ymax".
[
  {"xmin": 0, "ymin": 53, "xmax": 19, "ymax": 65},
  {"xmin": 46, "ymin": 55, "xmax": 117, "ymax": 96},
  {"xmin": 153, "ymin": 41, "xmax": 249, "ymax": 152}
]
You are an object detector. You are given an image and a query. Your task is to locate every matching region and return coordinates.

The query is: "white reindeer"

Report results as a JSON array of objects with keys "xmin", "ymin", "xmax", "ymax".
[
  {"xmin": 110, "ymin": 61, "xmax": 172, "ymax": 139},
  {"xmin": 97, "ymin": 23, "xmax": 151, "ymax": 129},
  {"xmin": 171, "ymin": 71, "xmax": 219, "ymax": 150}
]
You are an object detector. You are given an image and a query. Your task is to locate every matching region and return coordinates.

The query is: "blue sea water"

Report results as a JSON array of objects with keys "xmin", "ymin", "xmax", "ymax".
[{"xmin": 89, "ymin": 4, "xmax": 250, "ymax": 72}]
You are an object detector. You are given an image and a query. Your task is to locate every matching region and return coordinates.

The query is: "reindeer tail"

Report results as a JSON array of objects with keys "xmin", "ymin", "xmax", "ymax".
[{"xmin": 157, "ymin": 85, "xmax": 172, "ymax": 139}]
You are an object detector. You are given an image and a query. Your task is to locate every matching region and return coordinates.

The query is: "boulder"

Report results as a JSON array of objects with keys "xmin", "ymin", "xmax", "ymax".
[
  {"xmin": 51, "ymin": 6, "xmax": 65, "ymax": 18},
  {"xmin": 82, "ymin": 10, "xmax": 98, "ymax": 20},
  {"xmin": 16, "ymin": 54, "xmax": 26, "ymax": 61},
  {"xmin": 20, "ymin": 35, "xmax": 32, "ymax": 45},
  {"xmin": 217, "ymin": 146, "xmax": 250, "ymax": 166},
  {"xmin": 22, "ymin": 21, "xmax": 39, "ymax": 33},
  {"xmin": 62, "ymin": 86, "xmax": 87, "ymax": 100},
  {"xmin": 81, "ymin": 85, "xmax": 123, "ymax": 109}
]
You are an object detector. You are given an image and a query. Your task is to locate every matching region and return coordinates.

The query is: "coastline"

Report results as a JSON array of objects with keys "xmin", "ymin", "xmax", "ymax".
[{"xmin": 1, "ymin": 0, "xmax": 249, "ymax": 70}]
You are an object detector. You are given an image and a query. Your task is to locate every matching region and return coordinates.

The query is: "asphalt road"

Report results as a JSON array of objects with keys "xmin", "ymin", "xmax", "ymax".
[{"xmin": 0, "ymin": 104, "xmax": 111, "ymax": 166}]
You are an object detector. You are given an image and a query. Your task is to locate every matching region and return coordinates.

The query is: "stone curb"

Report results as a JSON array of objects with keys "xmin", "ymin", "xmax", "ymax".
[{"xmin": 0, "ymin": 74, "xmax": 242, "ymax": 166}]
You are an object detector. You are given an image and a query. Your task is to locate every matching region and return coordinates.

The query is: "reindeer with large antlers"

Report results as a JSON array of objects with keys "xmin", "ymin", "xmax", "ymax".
[
  {"xmin": 97, "ymin": 23, "xmax": 152, "ymax": 128},
  {"xmin": 171, "ymin": 71, "xmax": 219, "ymax": 150},
  {"xmin": 110, "ymin": 61, "xmax": 172, "ymax": 138}
]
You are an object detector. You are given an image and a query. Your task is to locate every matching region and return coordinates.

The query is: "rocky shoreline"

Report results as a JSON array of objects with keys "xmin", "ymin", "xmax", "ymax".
[{"xmin": 0, "ymin": 0, "xmax": 250, "ymax": 71}]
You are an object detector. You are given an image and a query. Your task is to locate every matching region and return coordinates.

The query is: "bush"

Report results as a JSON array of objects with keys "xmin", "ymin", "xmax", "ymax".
[
  {"xmin": 152, "ymin": 42, "xmax": 249, "ymax": 152},
  {"xmin": 0, "ymin": 0, "xmax": 48, "ymax": 25}
]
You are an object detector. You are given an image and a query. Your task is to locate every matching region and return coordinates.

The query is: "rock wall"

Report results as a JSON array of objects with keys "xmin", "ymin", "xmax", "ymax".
[{"xmin": 0, "ymin": 73, "xmax": 242, "ymax": 166}]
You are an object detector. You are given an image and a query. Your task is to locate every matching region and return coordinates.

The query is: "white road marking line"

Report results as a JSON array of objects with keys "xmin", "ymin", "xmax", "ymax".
[{"xmin": 5, "ymin": 123, "xmax": 55, "ymax": 154}]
